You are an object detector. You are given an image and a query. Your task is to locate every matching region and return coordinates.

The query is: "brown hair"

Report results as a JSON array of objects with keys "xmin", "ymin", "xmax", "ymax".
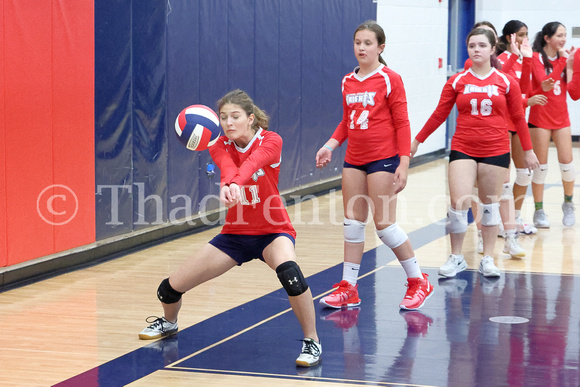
[
  {"xmin": 467, "ymin": 28, "xmax": 501, "ymax": 69},
  {"xmin": 354, "ymin": 20, "xmax": 387, "ymax": 66},
  {"xmin": 217, "ymin": 89, "xmax": 269, "ymax": 131},
  {"xmin": 473, "ymin": 21, "xmax": 498, "ymax": 36}
]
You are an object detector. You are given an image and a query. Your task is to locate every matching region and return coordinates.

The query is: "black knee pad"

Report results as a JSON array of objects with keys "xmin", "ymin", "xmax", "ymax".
[
  {"xmin": 276, "ymin": 261, "xmax": 308, "ymax": 297},
  {"xmin": 157, "ymin": 278, "xmax": 184, "ymax": 304}
]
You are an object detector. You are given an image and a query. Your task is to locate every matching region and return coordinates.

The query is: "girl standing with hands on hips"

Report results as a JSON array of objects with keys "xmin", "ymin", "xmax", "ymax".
[
  {"xmin": 316, "ymin": 20, "xmax": 433, "ymax": 311},
  {"xmin": 139, "ymin": 89, "xmax": 321, "ymax": 368},
  {"xmin": 529, "ymin": 22, "xmax": 576, "ymax": 227},
  {"xmin": 411, "ymin": 28, "xmax": 540, "ymax": 278}
]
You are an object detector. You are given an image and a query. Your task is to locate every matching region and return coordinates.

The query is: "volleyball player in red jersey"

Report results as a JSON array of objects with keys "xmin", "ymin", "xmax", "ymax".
[
  {"xmin": 529, "ymin": 22, "xmax": 576, "ymax": 227},
  {"xmin": 567, "ymin": 48, "xmax": 580, "ymax": 100},
  {"xmin": 411, "ymin": 28, "xmax": 539, "ymax": 278},
  {"xmin": 497, "ymin": 20, "xmax": 550, "ymax": 238},
  {"xmin": 315, "ymin": 20, "xmax": 433, "ymax": 311},
  {"xmin": 139, "ymin": 89, "xmax": 321, "ymax": 367},
  {"xmin": 465, "ymin": 22, "xmax": 534, "ymax": 259}
]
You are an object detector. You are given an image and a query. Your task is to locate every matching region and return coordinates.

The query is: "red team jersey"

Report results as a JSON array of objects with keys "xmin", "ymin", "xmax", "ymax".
[
  {"xmin": 568, "ymin": 49, "xmax": 580, "ymax": 101},
  {"xmin": 331, "ymin": 64, "xmax": 411, "ymax": 164},
  {"xmin": 416, "ymin": 68, "xmax": 533, "ymax": 157},
  {"xmin": 209, "ymin": 129, "xmax": 296, "ymax": 238},
  {"xmin": 497, "ymin": 51, "xmax": 532, "ymax": 96},
  {"xmin": 497, "ymin": 52, "xmax": 533, "ymax": 131},
  {"xmin": 528, "ymin": 52, "xmax": 570, "ymax": 129}
]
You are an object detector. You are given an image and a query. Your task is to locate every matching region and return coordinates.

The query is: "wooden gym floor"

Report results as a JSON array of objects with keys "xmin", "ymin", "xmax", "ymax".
[{"xmin": 1, "ymin": 146, "xmax": 579, "ymax": 387}]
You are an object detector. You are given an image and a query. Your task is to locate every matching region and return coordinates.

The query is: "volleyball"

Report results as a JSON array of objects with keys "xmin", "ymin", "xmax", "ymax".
[{"xmin": 174, "ymin": 105, "xmax": 221, "ymax": 151}]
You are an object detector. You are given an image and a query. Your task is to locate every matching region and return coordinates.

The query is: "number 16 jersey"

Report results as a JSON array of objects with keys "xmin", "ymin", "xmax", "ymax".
[{"xmin": 416, "ymin": 68, "xmax": 533, "ymax": 157}]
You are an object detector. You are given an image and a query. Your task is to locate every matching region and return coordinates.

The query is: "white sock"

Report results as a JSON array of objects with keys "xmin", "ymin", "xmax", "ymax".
[
  {"xmin": 342, "ymin": 262, "xmax": 360, "ymax": 285},
  {"xmin": 400, "ymin": 257, "xmax": 422, "ymax": 279},
  {"xmin": 515, "ymin": 209, "xmax": 521, "ymax": 218}
]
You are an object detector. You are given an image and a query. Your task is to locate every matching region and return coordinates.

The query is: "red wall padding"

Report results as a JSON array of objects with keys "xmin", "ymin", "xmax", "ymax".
[
  {"xmin": 0, "ymin": 0, "xmax": 6, "ymax": 267},
  {"xmin": 1, "ymin": 0, "xmax": 95, "ymax": 266},
  {"xmin": 51, "ymin": 0, "xmax": 95, "ymax": 254}
]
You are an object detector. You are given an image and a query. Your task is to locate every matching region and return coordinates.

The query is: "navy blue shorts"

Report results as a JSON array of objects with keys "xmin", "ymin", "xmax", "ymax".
[
  {"xmin": 343, "ymin": 156, "xmax": 400, "ymax": 174},
  {"xmin": 449, "ymin": 150, "xmax": 510, "ymax": 169},
  {"xmin": 208, "ymin": 233, "xmax": 295, "ymax": 265}
]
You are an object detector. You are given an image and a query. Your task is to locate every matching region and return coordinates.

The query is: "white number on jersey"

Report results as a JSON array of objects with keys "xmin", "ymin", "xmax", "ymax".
[
  {"xmin": 470, "ymin": 98, "xmax": 493, "ymax": 116},
  {"xmin": 240, "ymin": 185, "xmax": 260, "ymax": 205},
  {"xmin": 553, "ymin": 80, "xmax": 561, "ymax": 96},
  {"xmin": 349, "ymin": 110, "xmax": 369, "ymax": 130},
  {"xmin": 357, "ymin": 110, "xmax": 369, "ymax": 129}
]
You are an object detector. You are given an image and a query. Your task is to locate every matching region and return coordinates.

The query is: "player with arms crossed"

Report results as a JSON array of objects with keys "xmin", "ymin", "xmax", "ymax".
[
  {"xmin": 412, "ymin": 28, "xmax": 539, "ymax": 278},
  {"xmin": 139, "ymin": 89, "xmax": 321, "ymax": 368},
  {"xmin": 316, "ymin": 20, "xmax": 433, "ymax": 311}
]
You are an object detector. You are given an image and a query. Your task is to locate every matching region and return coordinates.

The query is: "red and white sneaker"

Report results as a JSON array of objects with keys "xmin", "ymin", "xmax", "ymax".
[
  {"xmin": 319, "ymin": 280, "xmax": 361, "ymax": 308},
  {"xmin": 399, "ymin": 273, "xmax": 433, "ymax": 310}
]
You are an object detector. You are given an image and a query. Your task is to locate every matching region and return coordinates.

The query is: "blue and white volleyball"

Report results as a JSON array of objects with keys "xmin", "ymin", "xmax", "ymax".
[{"xmin": 174, "ymin": 104, "xmax": 221, "ymax": 151}]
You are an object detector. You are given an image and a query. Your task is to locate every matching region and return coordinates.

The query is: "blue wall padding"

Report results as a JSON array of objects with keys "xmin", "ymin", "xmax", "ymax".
[
  {"xmin": 132, "ymin": 1, "xmax": 169, "ymax": 230},
  {"xmin": 95, "ymin": 0, "xmax": 375, "ymax": 240},
  {"xmin": 95, "ymin": 0, "xmax": 133, "ymax": 239}
]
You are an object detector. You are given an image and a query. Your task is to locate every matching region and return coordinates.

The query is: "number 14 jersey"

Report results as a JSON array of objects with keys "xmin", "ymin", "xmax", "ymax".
[{"xmin": 331, "ymin": 64, "xmax": 412, "ymax": 164}]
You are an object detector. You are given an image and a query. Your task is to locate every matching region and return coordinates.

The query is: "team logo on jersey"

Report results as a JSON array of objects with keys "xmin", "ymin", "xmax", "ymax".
[
  {"xmin": 252, "ymin": 169, "xmax": 265, "ymax": 181},
  {"xmin": 346, "ymin": 91, "xmax": 376, "ymax": 107},
  {"xmin": 463, "ymin": 84, "xmax": 499, "ymax": 97}
]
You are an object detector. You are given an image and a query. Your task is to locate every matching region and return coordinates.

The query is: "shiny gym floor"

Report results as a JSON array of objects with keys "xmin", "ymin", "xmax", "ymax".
[{"xmin": 2, "ymin": 147, "xmax": 579, "ymax": 387}]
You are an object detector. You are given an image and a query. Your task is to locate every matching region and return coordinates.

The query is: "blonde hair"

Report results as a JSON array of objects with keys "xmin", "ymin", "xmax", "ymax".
[{"xmin": 217, "ymin": 89, "xmax": 269, "ymax": 131}]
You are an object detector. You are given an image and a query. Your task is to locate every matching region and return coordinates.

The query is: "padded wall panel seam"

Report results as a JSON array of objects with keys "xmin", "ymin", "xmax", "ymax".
[
  {"xmin": 95, "ymin": 0, "xmax": 133, "ymax": 240},
  {"xmin": 131, "ymin": 0, "xmax": 169, "ymax": 230}
]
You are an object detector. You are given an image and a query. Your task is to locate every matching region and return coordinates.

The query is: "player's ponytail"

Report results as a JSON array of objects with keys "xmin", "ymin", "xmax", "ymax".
[
  {"xmin": 252, "ymin": 105, "xmax": 270, "ymax": 131},
  {"xmin": 355, "ymin": 20, "xmax": 388, "ymax": 67},
  {"xmin": 217, "ymin": 89, "xmax": 270, "ymax": 131}
]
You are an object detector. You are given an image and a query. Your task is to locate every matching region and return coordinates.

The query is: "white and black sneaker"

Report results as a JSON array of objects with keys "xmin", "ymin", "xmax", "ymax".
[
  {"xmin": 438, "ymin": 254, "xmax": 467, "ymax": 278},
  {"xmin": 139, "ymin": 316, "xmax": 178, "ymax": 340},
  {"xmin": 296, "ymin": 338, "xmax": 322, "ymax": 367}
]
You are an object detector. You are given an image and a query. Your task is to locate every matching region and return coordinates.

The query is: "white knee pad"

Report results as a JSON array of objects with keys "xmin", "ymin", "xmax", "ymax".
[
  {"xmin": 532, "ymin": 164, "xmax": 548, "ymax": 184},
  {"xmin": 514, "ymin": 168, "xmax": 533, "ymax": 187},
  {"xmin": 560, "ymin": 162, "xmax": 576, "ymax": 182},
  {"xmin": 447, "ymin": 207, "xmax": 469, "ymax": 234},
  {"xmin": 501, "ymin": 183, "xmax": 513, "ymax": 200},
  {"xmin": 343, "ymin": 218, "xmax": 366, "ymax": 243},
  {"xmin": 481, "ymin": 202, "xmax": 501, "ymax": 226},
  {"xmin": 376, "ymin": 222, "xmax": 408, "ymax": 249}
]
